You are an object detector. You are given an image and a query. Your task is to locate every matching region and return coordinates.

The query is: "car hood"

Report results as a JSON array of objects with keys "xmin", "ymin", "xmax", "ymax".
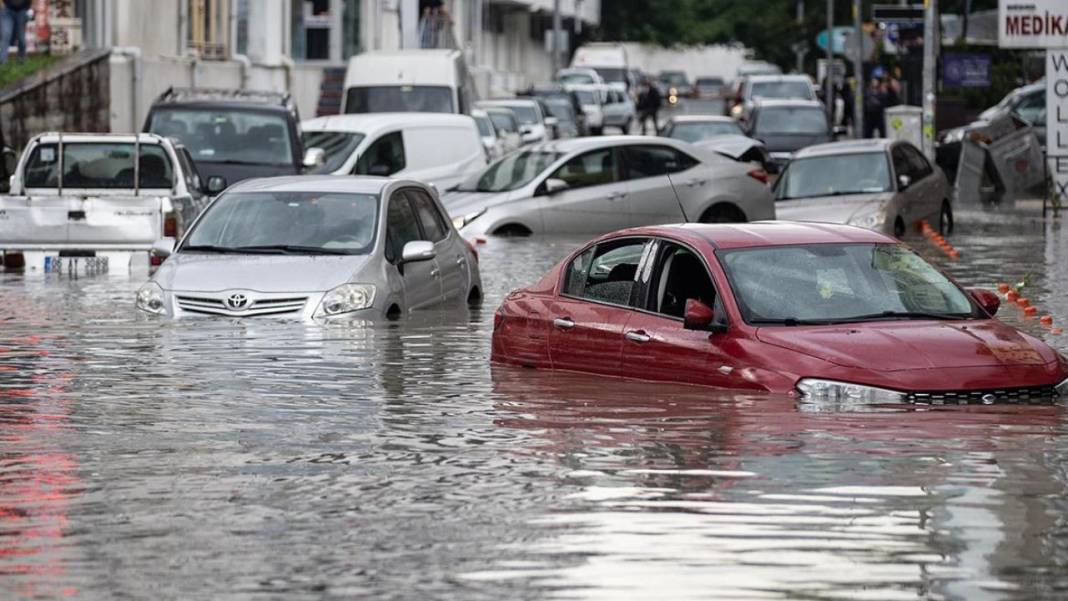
[
  {"xmin": 441, "ymin": 189, "xmax": 516, "ymax": 218},
  {"xmin": 775, "ymin": 193, "xmax": 892, "ymax": 223},
  {"xmin": 695, "ymin": 135, "xmax": 765, "ymax": 161},
  {"xmin": 155, "ymin": 252, "xmax": 369, "ymax": 292},
  {"xmin": 758, "ymin": 133, "xmax": 831, "ymax": 153},
  {"xmin": 193, "ymin": 161, "xmax": 300, "ymax": 187},
  {"xmin": 756, "ymin": 320, "xmax": 1058, "ymax": 372}
]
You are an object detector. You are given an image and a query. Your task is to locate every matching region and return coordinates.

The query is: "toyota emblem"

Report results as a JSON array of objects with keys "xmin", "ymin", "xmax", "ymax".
[{"xmin": 225, "ymin": 293, "xmax": 250, "ymax": 310}]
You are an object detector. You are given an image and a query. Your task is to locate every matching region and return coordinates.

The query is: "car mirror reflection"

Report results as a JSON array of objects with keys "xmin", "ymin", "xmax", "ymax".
[
  {"xmin": 968, "ymin": 288, "xmax": 1000, "ymax": 316},
  {"xmin": 206, "ymin": 175, "xmax": 228, "ymax": 194},
  {"xmin": 683, "ymin": 298, "xmax": 728, "ymax": 333},
  {"xmin": 400, "ymin": 240, "xmax": 436, "ymax": 264}
]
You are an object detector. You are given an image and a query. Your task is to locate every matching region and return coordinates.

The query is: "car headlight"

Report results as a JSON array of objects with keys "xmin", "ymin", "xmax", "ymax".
[
  {"xmin": 797, "ymin": 378, "xmax": 906, "ymax": 403},
  {"xmin": 315, "ymin": 283, "xmax": 376, "ymax": 318},
  {"xmin": 849, "ymin": 210, "xmax": 887, "ymax": 230},
  {"xmin": 136, "ymin": 281, "xmax": 166, "ymax": 315},
  {"xmin": 452, "ymin": 208, "xmax": 486, "ymax": 230},
  {"xmin": 730, "ymin": 104, "xmax": 743, "ymax": 117}
]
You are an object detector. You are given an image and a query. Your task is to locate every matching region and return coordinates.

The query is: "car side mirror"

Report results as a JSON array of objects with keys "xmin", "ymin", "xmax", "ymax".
[
  {"xmin": 303, "ymin": 147, "xmax": 327, "ymax": 169},
  {"xmin": 544, "ymin": 116, "xmax": 559, "ymax": 128},
  {"xmin": 206, "ymin": 175, "xmax": 227, "ymax": 194},
  {"xmin": 897, "ymin": 174, "xmax": 911, "ymax": 190},
  {"xmin": 368, "ymin": 164, "xmax": 392, "ymax": 177},
  {"xmin": 400, "ymin": 240, "xmax": 436, "ymax": 264},
  {"xmin": 519, "ymin": 125, "xmax": 534, "ymax": 135},
  {"xmin": 968, "ymin": 288, "xmax": 1000, "ymax": 316},
  {"xmin": 151, "ymin": 237, "xmax": 176, "ymax": 259},
  {"xmin": 683, "ymin": 298, "xmax": 728, "ymax": 333},
  {"xmin": 543, "ymin": 177, "xmax": 569, "ymax": 195}
]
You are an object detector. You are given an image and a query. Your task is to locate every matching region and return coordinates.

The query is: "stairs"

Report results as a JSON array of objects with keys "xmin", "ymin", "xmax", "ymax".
[{"xmin": 315, "ymin": 67, "xmax": 346, "ymax": 117}]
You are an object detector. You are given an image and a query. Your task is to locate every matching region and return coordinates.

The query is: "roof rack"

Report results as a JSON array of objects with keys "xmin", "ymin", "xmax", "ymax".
[{"xmin": 154, "ymin": 86, "xmax": 293, "ymax": 108}]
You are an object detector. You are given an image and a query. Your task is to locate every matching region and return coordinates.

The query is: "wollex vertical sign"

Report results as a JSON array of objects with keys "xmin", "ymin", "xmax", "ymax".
[{"xmin": 999, "ymin": 0, "xmax": 1068, "ymax": 205}]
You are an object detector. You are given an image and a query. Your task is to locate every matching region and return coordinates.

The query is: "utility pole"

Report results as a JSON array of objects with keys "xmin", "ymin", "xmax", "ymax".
[
  {"xmin": 552, "ymin": 0, "xmax": 562, "ymax": 76},
  {"xmin": 921, "ymin": 0, "xmax": 937, "ymax": 159},
  {"xmin": 852, "ymin": 0, "xmax": 864, "ymax": 138},
  {"xmin": 796, "ymin": 0, "xmax": 805, "ymax": 73},
  {"xmin": 825, "ymin": 0, "xmax": 834, "ymax": 122}
]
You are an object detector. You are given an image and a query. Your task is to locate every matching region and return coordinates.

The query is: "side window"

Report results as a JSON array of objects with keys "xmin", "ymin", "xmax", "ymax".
[
  {"xmin": 563, "ymin": 238, "xmax": 647, "ymax": 306},
  {"xmin": 551, "ymin": 148, "xmax": 619, "ymax": 189},
  {"xmin": 354, "ymin": 132, "xmax": 406, "ymax": 176},
  {"xmin": 623, "ymin": 145, "xmax": 697, "ymax": 179},
  {"xmin": 385, "ymin": 192, "xmax": 423, "ymax": 263},
  {"xmin": 646, "ymin": 243, "xmax": 717, "ymax": 318},
  {"xmin": 1014, "ymin": 91, "xmax": 1044, "ymax": 124},
  {"xmin": 176, "ymin": 147, "xmax": 202, "ymax": 194},
  {"xmin": 890, "ymin": 146, "xmax": 912, "ymax": 180},
  {"xmin": 903, "ymin": 145, "xmax": 932, "ymax": 179},
  {"xmin": 405, "ymin": 189, "xmax": 447, "ymax": 243}
]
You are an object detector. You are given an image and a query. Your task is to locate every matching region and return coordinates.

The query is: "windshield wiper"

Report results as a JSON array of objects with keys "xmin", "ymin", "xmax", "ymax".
[
  {"xmin": 234, "ymin": 245, "xmax": 353, "ymax": 255},
  {"xmin": 749, "ymin": 317, "xmax": 836, "ymax": 326},
  {"xmin": 779, "ymin": 190, "xmax": 882, "ymax": 200},
  {"xmin": 826, "ymin": 310, "xmax": 970, "ymax": 323},
  {"xmin": 180, "ymin": 244, "xmax": 255, "ymax": 254}
]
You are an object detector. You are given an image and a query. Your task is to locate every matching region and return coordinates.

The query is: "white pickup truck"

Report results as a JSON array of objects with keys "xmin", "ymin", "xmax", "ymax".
[{"xmin": 0, "ymin": 133, "xmax": 209, "ymax": 273}]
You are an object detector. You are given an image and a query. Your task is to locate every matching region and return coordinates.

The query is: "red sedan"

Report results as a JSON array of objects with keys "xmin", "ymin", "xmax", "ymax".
[{"xmin": 492, "ymin": 222, "xmax": 1068, "ymax": 402}]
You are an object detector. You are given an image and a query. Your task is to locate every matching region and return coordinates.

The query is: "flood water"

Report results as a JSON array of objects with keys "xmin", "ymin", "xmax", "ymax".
[{"xmin": 2, "ymin": 206, "xmax": 1067, "ymax": 600}]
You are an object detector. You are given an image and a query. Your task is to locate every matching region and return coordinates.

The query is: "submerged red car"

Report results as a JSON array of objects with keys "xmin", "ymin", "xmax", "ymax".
[{"xmin": 492, "ymin": 222, "xmax": 1068, "ymax": 402}]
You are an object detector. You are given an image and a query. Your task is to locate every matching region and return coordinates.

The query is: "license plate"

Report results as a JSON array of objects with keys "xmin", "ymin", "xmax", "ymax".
[{"xmin": 43, "ymin": 255, "xmax": 110, "ymax": 274}]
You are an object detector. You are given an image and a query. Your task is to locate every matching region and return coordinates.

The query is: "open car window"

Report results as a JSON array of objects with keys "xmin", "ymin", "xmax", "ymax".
[
  {"xmin": 644, "ymin": 242, "xmax": 718, "ymax": 319},
  {"xmin": 563, "ymin": 238, "xmax": 649, "ymax": 307}
]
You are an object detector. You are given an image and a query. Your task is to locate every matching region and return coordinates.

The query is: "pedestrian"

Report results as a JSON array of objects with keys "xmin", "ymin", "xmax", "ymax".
[
  {"xmin": 636, "ymin": 78, "xmax": 661, "ymax": 135},
  {"xmin": 863, "ymin": 76, "xmax": 886, "ymax": 138},
  {"xmin": 0, "ymin": 0, "xmax": 32, "ymax": 64}
]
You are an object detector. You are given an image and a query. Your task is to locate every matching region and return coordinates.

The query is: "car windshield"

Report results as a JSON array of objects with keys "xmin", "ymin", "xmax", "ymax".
[
  {"xmin": 183, "ymin": 191, "xmax": 378, "ymax": 255},
  {"xmin": 660, "ymin": 72, "xmax": 688, "ymax": 86},
  {"xmin": 488, "ymin": 112, "xmax": 517, "ymax": 133},
  {"xmin": 593, "ymin": 67, "xmax": 627, "ymax": 84},
  {"xmin": 148, "ymin": 109, "xmax": 294, "ymax": 166},
  {"xmin": 666, "ymin": 121, "xmax": 743, "ymax": 142},
  {"xmin": 457, "ymin": 150, "xmax": 561, "ymax": 192},
  {"xmin": 23, "ymin": 142, "xmax": 175, "ymax": 189},
  {"xmin": 574, "ymin": 90, "xmax": 599, "ymax": 105},
  {"xmin": 490, "ymin": 104, "xmax": 538, "ymax": 125},
  {"xmin": 345, "ymin": 85, "xmax": 454, "ymax": 113},
  {"xmin": 720, "ymin": 244, "xmax": 976, "ymax": 325},
  {"xmin": 473, "ymin": 115, "xmax": 495, "ymax": 137},
  {"xmin": 776, "ymin": 153, "xmax": 891, "ymax": 199},
  {"xmin": 755, "ymin": 107, "xmax": 827, "ymax": 135},
  {"xmin": 559, "ymin": 72, "xmax": 596, "ymax": 85},
  {"xmin": 750, "ymin": 81, "xmax": 814, "ymax": 100},
  {"xmin": 301, "ymin": 131, "xmax": 366, "ymax": 174}
]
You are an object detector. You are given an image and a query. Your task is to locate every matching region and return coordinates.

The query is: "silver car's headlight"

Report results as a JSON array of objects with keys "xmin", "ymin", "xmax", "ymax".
[
  {"xmin": 849, "ymin": 210, "xmax": 886, "ymax": 230},
  {"xmin": 797, "ymin": 378, "xmax": 906, "ymax": 403},
  {"xmin": 315, "ymin": 283, "xmax": 376, "ymax": 318},
  {"xmin": 136, "ymin": 281, "xmax": 166, "ymax": 315},
  {"xmin": 452, "ymin": 208, "xmax": 486, "ymax": 230}
]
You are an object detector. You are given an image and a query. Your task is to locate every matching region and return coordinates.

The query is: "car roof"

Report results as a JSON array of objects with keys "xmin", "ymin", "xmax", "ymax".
[
  {"xmin": 667, "ymin": 115, "xmax": 737, "ymax": 124},
  {"xmin": 598, "ymin": 221, "xmax": 896, "ymax": 250},
  {"xmin": 33, "ymin": 132, "xmax": 170, "ymax": 145},
  {"xmin": 793, "ymin": 139, "xmax": 894, "ymax": 158},
  {"xmin": 479, "ymin": 99, "xmax": 540, "ymax": 107},
  {"xmin": 227, "ymin": 175, "xmax": 400, "ymax": 196},
  {"xmin": 522, "ymin": 135, "xmax": 683, "ymax": 154},
  {"xmin": 747, "ymin": 74, "xmax": 812, "ymax": 83},
  {"xmin": 752, "ymin": 99, "xmax": 824, "ymax": 109},
  {"xmin": 302, "ymin": 112, "xmax": 476, "ymax": 134}
]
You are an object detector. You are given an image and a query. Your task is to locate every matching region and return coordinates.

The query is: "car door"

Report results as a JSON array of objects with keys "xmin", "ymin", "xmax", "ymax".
[
  {"xmin": 547, "ymin": 237, "xmax": 650, "ymax": 377},
  {"xmin": 385, "ymin": 190, "xmax": 443, "ymax": 311},
  {"xmin": 619, "ymin": 239, "xmax": 736, "ymax": 388},
  {"xmin": 901, "ymin": 143, "xmax": 942, "ymax": 220},
  {"xmin": 353, "ymin": 131, "xmax": 406, "ymax": 177},
  {"xmin": 620, "ymin": 144, "xmax": 693, "ymax": 225},
  {"xmin": 405, "ymin": 187, "xmax": 467, "ymax": 303},
  {"xmin": 538, "ymin": 146, "xmax": 631, "ymax": 234},
  {"xmin": 890, "ymin": 144, "xmax": 922, "ymax": 226}
]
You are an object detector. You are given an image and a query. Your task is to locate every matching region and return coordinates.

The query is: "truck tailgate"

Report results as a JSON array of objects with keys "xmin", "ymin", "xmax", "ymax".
[
  {"xmin": 0, "ymin": 195, "xmax": 70, "ymax": 245},
  {"xmin": 67, "ymin": 195, "xmax": 164, "ymax": 247}
]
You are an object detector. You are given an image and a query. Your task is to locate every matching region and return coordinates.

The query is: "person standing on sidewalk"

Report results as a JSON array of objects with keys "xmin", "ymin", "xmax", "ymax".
[
  {"xmin": 0, "ymin": 0, "xmax": 32, "ymax": 64},
  {"xmin": 636, "ymin": 79, "xmax": 662, "ymax": 135}
]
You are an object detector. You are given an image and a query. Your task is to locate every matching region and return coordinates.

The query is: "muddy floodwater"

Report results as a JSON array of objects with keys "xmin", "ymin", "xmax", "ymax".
[{"xmin": 2, "ymin": 207, "xmax": 1068, "ymax": 600}]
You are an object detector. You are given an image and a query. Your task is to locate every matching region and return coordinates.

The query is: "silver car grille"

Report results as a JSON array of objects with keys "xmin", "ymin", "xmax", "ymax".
[{"xmin": 175, "ymin": 294, "xmax": 308, "ymax": 317}]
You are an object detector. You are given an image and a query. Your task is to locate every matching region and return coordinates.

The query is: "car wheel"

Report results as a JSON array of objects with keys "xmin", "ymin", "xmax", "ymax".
[
  {"xmin": 938, "ymin": 201, "xmax": 954, "ymax": 236},
  {"xmin": 699, "ymin": 203, "xmax": 746, "ymax": 223},
  {"xmin": 467, "ymin": 286, "xmax": 483, "ymax": 306},
  {"xmin": 493, "ymin": 223, "xmax": 532, "ymax": 237},
  {"xmin": 894, "ymin": 217, "xmax": 906, "ymax": 238}
]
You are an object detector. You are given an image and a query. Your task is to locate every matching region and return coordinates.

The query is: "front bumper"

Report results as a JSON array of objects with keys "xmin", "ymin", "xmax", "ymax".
[{"xmin": 152, "ymin": 289, "xmax": 380, "ymax": 322}]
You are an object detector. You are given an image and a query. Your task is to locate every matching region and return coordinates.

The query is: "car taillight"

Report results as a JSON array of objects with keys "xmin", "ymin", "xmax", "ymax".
[
  {"xmin": 464, "ymin": 239, "xmax": 479, "ymax": 263},
  {"xmin": 163, "ymin": 211, "xmax": 177, "ymax": 237},
  {"xmin": 747, "ymin": 169, "xmax": 768, "ymax": 184},
  {"xmin": 150, "ymin": 254, "xmax": 164, "ymax": 267}
]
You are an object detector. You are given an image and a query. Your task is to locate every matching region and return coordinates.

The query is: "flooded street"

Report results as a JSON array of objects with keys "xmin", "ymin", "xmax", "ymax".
[{"xmin": 2, "ymin": 206, "xmax": 1068, "ymax": 600}]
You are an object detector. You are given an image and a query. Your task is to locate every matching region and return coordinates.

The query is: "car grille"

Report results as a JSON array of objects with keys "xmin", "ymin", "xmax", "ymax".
[
  {"xmin": 175, "ymin": 295, "xmax": 308, "ymax": 317},
  {"xmin": 906, "ymin": 385, "xmax": 1059, "ymax": 405}
]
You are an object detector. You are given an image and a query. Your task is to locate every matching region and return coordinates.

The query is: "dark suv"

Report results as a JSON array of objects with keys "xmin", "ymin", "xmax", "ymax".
[{"xmin": 143, "ymin": 88, "xmax": 311, "ymax": 192}]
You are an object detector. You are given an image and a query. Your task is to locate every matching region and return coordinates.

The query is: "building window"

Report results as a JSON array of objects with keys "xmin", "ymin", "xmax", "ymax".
[
  {"xmin": 290, "ymin": 0, "xmax": 361, "ymax": 62},
  {"xmin": 235, "ymin": 0, "xmax": 249, "ymax": 56},
  {"xmin": 188, "ymin": 0, "xmax": 230, "ymax": 59}
]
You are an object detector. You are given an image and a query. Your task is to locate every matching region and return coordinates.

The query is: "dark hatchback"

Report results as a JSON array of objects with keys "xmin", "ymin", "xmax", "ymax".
[
  {"xmin": 746, "ymin": 99, "xmax": 836, "ymax": 171},
  {"xmin": 143, "ymin": 88, "xmax": 310, "ymax": 193}
]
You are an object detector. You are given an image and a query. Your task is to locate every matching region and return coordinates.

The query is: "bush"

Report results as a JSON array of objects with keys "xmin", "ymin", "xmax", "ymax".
[{"xmin": 0, "ymin": 54, "xmax": 63, "ymax": 91}]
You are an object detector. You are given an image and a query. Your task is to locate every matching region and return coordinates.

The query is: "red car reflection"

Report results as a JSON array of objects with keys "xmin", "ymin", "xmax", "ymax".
[{"xmin": 492, "ymin": 222, "xmax": 1068, "ymax": 400}]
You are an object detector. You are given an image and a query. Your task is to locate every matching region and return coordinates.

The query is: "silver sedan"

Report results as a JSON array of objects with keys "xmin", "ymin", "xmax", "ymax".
[
  {"xmin": 136, "ymin": 176, "xmax": 482, "ymax": 320},
  {"xmin": 773, "ymin": 139, "xmax": 953, "ymax": 237},
  {"xmin": 443, "ymin": 136, "xmax": 775, "ymax": 237}
]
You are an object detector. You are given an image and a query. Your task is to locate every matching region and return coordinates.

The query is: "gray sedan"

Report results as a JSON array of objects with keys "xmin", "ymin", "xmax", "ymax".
[
  {"xmin": 773, "ymin": 139, "xmax": 953, "ymax": 237},
  {"xmin": 443, "ymin": 136, "xmax": 775, "ymax": 237},
  {"xmin": 136, "ymin": 176, "xmax": 482, "ymax": 320}
]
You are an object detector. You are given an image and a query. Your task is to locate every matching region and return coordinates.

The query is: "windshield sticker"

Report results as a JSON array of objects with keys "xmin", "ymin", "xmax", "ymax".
[
  {"xmin": 816, "ymin": 269, "xmax": 850, "ymax": 300},
  {"xmin": 40, "ymin": 147, "xmax": 56, "ymax": 163}
]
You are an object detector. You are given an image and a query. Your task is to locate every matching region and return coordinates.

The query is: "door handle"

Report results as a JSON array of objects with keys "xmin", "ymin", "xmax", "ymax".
[
  {"xmin": 607, "ymin": 191, "xmax": 626, "ymax": 200},
  {"xmin": 625, "ymin": 330, "xmax": 651, "ymax": 343},
  {"xmin": 455, "ymin": 255, "xmax": 464, "ymax": 265},
  {"xmin": 553, "ymin": 317, "xmax": 575, "ymax": 330},
  {"xmin": 685, "ymin": 179, "xmax": 706, "ymax": 187},
  {"xmin": 430, "ymin": 268, "xmax": 440, "ymax": 278}
]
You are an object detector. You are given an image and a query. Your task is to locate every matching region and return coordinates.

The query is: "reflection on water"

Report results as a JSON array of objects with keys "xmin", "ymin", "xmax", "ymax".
[{"xmin": 0, "ymin": 208, "xmax": 1066, "ymax": 599}]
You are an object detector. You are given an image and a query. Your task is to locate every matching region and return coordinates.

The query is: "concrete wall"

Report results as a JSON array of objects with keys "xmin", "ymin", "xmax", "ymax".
[{"xmin": 621, "ymin": 43, "xmax": 751, "ymax": 81}]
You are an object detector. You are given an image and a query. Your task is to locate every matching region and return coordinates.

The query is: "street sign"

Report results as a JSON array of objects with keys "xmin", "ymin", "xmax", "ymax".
[
  {"xmin": 816, "ymin": 27, "xmax": 852, "ymax": 55},
  {"xmin": 942, "ymin": 53, "xmax": 992, "ymax": 87},
  {"xmin": 1050, "ymin": 51, "xmax": 1068, "ymax": 207},
  {"xmin": 998, "ymin": 0, "xmax": 1068, "ymax": 49},
  {"xmin": 872, "ymin": 4, "xmax": 924, "ymax": 24}
]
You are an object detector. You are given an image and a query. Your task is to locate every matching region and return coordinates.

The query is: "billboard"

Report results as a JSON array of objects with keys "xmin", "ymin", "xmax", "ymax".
[
  {"xmin": 998, "ymin": 0, "xmax": 1068, "ymax": 49},
  {"xmin": 942, "ymin": 53, "xmax": 992, "ymax": 88}
]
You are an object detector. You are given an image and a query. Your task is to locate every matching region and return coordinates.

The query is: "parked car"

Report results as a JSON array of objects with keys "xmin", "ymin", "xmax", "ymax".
[
  {"xmin": 471, "ymin": 109, "xmax": 506, "ymax": 162},
  {"xmin": 746, "ymin": 99, "xmax": 834, "ymax": 171},
  {"xmin": 774, "ymin": 139, "xmax": 953, "ymax": 237},
  {"xmin": 571, "ymin": 42, "xmax": 630, "ymax": 93},
  {"xmin": 477, "ymin": 99, "xmax": 552, "ymax": 144},
  {"xmin": 657, "ymin": 70, "xmax": 694, "ymax": 102},
  {"xmin": 483, "ymin": 107, "xmax": 523, "ymax": 154},
  {"xmin": 602, "ymin": 88, "xmax": 636, "ymax": 133},
  {"xmin": 144, "ymin": 87, "xmax": 311, "ymax": 191},
  {"xmin": 491, "ymin": 221, "xmax": 1068, "ymax": 398},
  {"xmin": 300, "ymin": 113, "xmax": 487, "ymax": 191},
  {"xmin": 662, "ymin": 115, "xmax": 746, "ymax": 143},
  {"xmin": 694, "ymin": 76, "xmax": 727, "ymax": 99},
  {"xmin": 736, "ymin": 62, "xmax": 783, "ymax": 78},
  {"xmin": 543, "ymin": 99, "xmax": 581, "ymax": 139},
  {"xmin": 520, "ymin": 84, "xmax": 589, "ymax": 136},
  {"xmin": 556, "ymin": 67, "xmax": 604, "ymax": 87},
  {"xmin": 137, "ymin": 176, "xmax": 482, "ymax": 320},
  {"xmin": 342, "ymin": 49, "xmax": 477, "ymax": 114},
  {"xmin": 565, "ymin": 84, "xmax": 608, "ymax": 135},
  {"xmin": 443, "ymin": 136, "xmax": 774, "ymax": 237},
  {"xmin": 1, "ymin": 133, "xmax": 209, "ymax": 272},
  {"xmin": 729, "ymin": 74, "xmax": 819, "ymax": 122}
]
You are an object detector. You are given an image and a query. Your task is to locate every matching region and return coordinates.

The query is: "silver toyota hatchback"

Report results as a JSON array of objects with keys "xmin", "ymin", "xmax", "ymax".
[{"xmin": 136, "ymin": 176, "xmax": 482, "ymax": 320}]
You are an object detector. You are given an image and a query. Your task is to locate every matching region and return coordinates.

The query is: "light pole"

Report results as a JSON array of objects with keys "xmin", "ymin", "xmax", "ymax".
[
  {"xmin": 825, "ymin": 0, "xmax": 834, "ymax": 122},
  {"xmin": 852, "ymin": 0, "xmax": 864, "ymax": 138},
  {"xmin": 552, "ymin": 0, "xmax": 562, "ymax": 76},
  {"xmin": 921, "ymin": 0, "xmax": 937, "ymax": 159}
]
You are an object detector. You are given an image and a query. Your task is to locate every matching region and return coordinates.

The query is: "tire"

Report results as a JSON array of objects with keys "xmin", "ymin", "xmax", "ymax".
[
  {"xmin": 493, "ymin": 224, "xmax": 532, "ymax": 237},
  {"xmin": 938, "ymin": 201, "xmax": 954, "ymax": 236},
  {"xmin": 699, "ymin": 204, "xmax": 746, "ymax": 224},
  {"xmin": 467, "ymin": 286, "xmax": 483, "ymax": 306}
]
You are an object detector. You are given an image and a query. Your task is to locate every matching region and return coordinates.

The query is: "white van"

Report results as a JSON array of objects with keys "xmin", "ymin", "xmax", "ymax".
[
  {"xmin": 570, "ymin": 43, "xmax": 630, "ymax": 93},
  {"xmin": 342, "ymin": 49, "xmax": 478, "ymax": 115},
  {"xmin": 301, "ymin": 113, "xmax": 487, "ymax": 191}
]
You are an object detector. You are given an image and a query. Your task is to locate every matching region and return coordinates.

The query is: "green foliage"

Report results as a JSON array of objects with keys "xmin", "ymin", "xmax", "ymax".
[{"xmin": 0, "ymin": 54, "xmax": 62, "ymax": 91}]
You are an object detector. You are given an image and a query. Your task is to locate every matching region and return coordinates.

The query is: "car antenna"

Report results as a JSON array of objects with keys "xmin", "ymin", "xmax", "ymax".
[{"xmin": 666, "ymin": 173, "xmax": 691, "ymax": 223}]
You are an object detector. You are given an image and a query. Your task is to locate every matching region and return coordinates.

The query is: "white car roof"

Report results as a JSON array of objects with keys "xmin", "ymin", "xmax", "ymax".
[
  {"xmin": 668, "ymin": 115, "xmax": 738, "ymax": 124},
  {"xmin": 301, "ymin": 113, "xmax": 477, "ymax": 136},
  {"xmin": 32, "ymin": 132, "xmax": 171, "ymax": 145},
  {"xmin": 227, "ymin": 175, "xmax": 407, "ymax": 196},
  {"xmin": 478, "ymin": 99, "xmax": 540, "ymax": 108},
  {"xmin": 747, "ymin": 74, "xmax": 814, "ymax": 84}
]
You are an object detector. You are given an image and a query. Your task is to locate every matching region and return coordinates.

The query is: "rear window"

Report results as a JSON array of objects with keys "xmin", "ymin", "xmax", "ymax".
[
  {"xmin": 345, "ymin": 86, "xmax": 454, "ymax": 114},
  {"xmin": 148, "ymin": 108, "xmax": 294, "ymax": 167},
  {"xmin": 23, "ymin": 142, "xmax": 174, "ymax": 189}
]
